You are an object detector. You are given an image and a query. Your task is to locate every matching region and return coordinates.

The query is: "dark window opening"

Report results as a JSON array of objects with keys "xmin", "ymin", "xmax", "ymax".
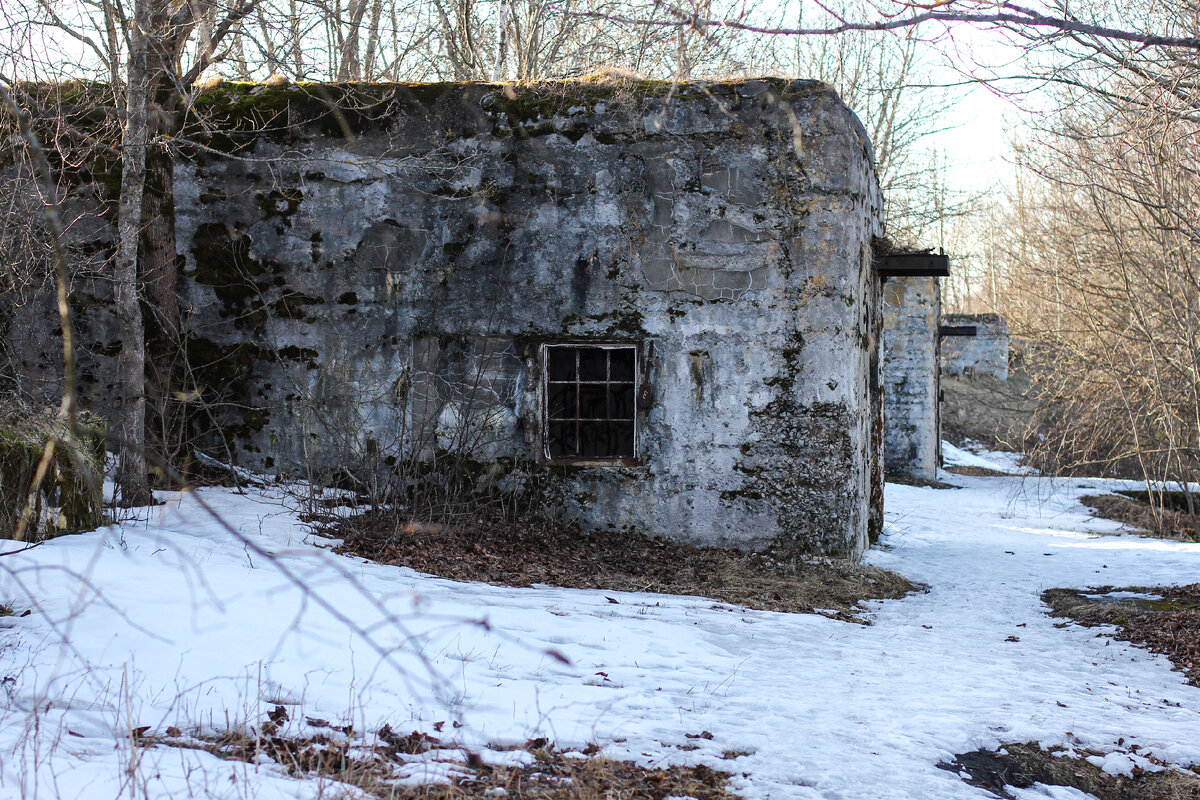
[{"xmin": 545, "ymin": 345, "xmax": 637, "ymax": 460}]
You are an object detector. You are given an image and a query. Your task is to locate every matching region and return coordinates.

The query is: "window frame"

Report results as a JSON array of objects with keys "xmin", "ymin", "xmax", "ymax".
[{"xmin": 541, "ymin": 342, "xmax": 640, "ymax": 466}]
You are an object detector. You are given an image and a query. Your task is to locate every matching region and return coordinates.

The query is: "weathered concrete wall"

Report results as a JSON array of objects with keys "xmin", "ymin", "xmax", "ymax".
[
  {"xmin": 6, "ymin": 80, "xmax": 883, "ymax": 557},
  {"xmin": 942, "ymin": 313, "xmax": 1009, "ymax": 380},
  {"xmin": 881, "ymin": 276, "xmax": 940, "ymax": 480}
]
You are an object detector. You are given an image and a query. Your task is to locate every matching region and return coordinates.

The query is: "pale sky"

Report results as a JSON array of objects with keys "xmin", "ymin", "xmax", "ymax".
[{"xmin": 923, "ymin": 21, "xmax": 1043, "ymax": 201}]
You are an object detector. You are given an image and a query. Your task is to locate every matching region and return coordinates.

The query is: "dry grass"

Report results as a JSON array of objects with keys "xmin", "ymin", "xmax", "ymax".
[
  {"xmin": 1081, "ymin": 494, "xmax": 1200, "ymax": 541},
  {"xmin": 332, "ymin": 512, "xmax": 922, "ymax": 623},
  {"xmin": 885, "ymin": 474, "xmax": 962, "ymax": 489},
  {"xmin": 942, "ymin": 742, "xmax": 1200, "ymax": 799},
  {"xmin": 943, "ymin": 465, "xmax": 1019, "ymax": 477},
  {"xmin": 139, "ymin": 716, "xmax": 740, "ymax": 800},
  {"xmin": 1042, "ymin": 586, "xmax": 1200, "ymax": 687}
]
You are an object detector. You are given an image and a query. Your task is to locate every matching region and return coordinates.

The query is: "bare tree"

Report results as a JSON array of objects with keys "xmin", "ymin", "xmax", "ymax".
[
  {"xmin": 3, "ymin": 0, "xmax": 263, "ymax": 503},
  {"xmin": 971, "ymin": 3, "xmax": 1200, "ymax": 512},
  {"xmin": 750, "ymin": 7, "xmax": 963, "ymax": 245},
  {"xmin": 112, "ymin": 0, "xmax": 154, "ymax": 505},
  {"xmin": 561, "ymin": 0, "xmax": 1200, "ymax": 55}
]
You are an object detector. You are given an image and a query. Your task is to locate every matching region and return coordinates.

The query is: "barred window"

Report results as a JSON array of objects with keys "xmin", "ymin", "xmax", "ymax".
[{"xmin": 544, "ymin": 344, "xmax": 637, "ymax": 461}]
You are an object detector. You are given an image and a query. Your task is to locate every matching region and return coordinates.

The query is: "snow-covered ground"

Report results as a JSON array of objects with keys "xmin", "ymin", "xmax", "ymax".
[
  {"xmin": 2, "ymin": 449, "xmax": 1199, "ymax": 800},
  {"xmin": 942, "ymin": 440, "xmax": 1034, "ymax": 474}
]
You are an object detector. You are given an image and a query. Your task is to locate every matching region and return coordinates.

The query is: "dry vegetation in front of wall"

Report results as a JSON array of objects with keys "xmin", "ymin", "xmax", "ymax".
[
  {"xmin": 1081, "ymin": 493, "xmax": 1200, "ymax": 541},
  {"xmin": 137, "ymin": 711, "xmax": 740, "ymax": 800},
  {"xmin": 0, "ymin": 404, "xmax": 105, "ymax": 540},
  {"xmin": 885, "ymin": 473, "xmax": 962, "ymax": 489},
  {"xmin": 331, "ymin": 512, "xmax": 922, "ymax": 622},
  {"xmin": 1042, "ymin": 586, "xmax": 1200, "ymax": 687},
  {"xmin": 941, "ymin": 741, "xmax": 1200, "ymax": 800},
  {"xmin": 941, "ymin": 465, "xmax": 1019, "ymax": 477}
]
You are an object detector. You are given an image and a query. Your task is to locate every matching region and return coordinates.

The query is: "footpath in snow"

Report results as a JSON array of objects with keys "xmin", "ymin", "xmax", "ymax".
[{"xmin": 1, "ymin": 448, "xmax": 1199, "ymax": 799}]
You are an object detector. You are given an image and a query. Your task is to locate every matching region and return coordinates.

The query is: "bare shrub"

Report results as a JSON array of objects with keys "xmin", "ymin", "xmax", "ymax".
[
  {"xmin": 1081, "ymin": 494, "xmax": 1200, "ymax": 542},
  {"xmin": 975, "ymin": 7, "xmax": 1200, "ymax": 518}
]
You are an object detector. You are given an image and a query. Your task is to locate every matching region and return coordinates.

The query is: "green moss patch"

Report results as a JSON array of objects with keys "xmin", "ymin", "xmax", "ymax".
[
  {"xmin": 1, "ymin": 407, "xmax": 105, "ymax": 540},
  {"xmin": 174, "ymin": 77, "xmax": 834, "ymax": 151}
]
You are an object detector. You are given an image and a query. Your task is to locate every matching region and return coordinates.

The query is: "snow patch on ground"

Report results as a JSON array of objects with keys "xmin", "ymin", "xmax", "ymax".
[
  {"xmin": 942, "ymin": 440, "xmax": 1033, "ymax": 473},
  {"xmin": 1010, "ymin": 785, "xmax": 1098, "ymax": 800},
  {"xmin": 1084, "ymin": 591, "xmax": 1163, "ymax": 602},
  {"xmin": 2, "ymin": 473, "xmax": 1200, "ymax": 799},
  {"xmin": 1085, "ymin": 750, "xmax": 1166, "ymax": 778}
]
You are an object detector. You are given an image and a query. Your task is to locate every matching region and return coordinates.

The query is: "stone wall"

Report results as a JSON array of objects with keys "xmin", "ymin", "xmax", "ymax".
[
  {"xmin": 5, "ymin": 79, "xmax": 883, "ymax": 557},
  {"xmin": 881, "ymin": 276, "xmax": 940, "ymax": 480},
  {"xmin": 941, "ymin": 313, "xmax": 1009, "ymax": 380}
]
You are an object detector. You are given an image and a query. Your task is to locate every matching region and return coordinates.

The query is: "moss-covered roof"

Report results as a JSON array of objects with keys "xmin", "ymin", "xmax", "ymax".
[{"xmin": 175, "ymin": 76, "xmax": 837, "ymax": 150}]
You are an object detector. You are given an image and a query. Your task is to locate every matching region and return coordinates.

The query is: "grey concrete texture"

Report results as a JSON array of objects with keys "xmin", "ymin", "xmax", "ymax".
[
  {"xmin": 882, "ymin": 276, "xmax": 941, "ymax": 481},
  {"xmin": 942, "ymin": 313, "xmax": 1010, "ymax": 380}
]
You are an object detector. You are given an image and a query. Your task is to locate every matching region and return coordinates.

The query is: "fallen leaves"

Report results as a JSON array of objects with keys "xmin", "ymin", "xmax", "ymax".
[{"xmin": 332, "ymin": 509, "xmax": 921, "ymax": 621}]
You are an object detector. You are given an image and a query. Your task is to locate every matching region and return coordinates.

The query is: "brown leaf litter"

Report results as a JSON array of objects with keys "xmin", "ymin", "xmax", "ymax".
[
  {"xmin": 943, "ymin": 464, "xmax": 1020, "ymax": 477},
  {"xmin": 1081, "ymin": 494, "xmax": 1200, "ymax": 541},
  {"xmin": 331, "ymin": 510, "xmax": 922, "ymax": 622},
  {"xmin": 137, "ymin": 711, "xmax": 741, "ymax": 800}
]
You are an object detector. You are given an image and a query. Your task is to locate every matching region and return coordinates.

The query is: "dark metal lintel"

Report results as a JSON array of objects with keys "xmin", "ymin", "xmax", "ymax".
[{"xmin": 875, "ymin": 253, "xmax": 950, "ymax": 277}]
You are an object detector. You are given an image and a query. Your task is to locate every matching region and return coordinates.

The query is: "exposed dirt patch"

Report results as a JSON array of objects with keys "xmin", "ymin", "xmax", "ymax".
[
  {"xmin": 1043, "ymin": 586, "xmax": 1200, "ymax": 687},
  {"xmin": 1081, "ymin": 494, "xmax": 1200, "ymax": 541},
  {"xmin": 139, "ymin": 715, "xmax": 740, "ymax": 800},
  {"xmin": 941, "ymin": 742, "xmax": 1200, "ymax": 799},
  {"xmin": 332, "ymin": 512, "xmax": 922, "ymax": 622},
  {"xmin": 0, "ymin": 605, "xmax": 11, "ymax": 618},
  {"xmin": 943, "ymin": 465, "xmax": 1019, "ymax": 477}
]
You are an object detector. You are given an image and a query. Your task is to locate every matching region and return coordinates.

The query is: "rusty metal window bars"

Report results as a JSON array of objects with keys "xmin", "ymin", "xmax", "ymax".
[{"xmin": 544, "ymin": 344, "xmax": 637, "ymax": 461}]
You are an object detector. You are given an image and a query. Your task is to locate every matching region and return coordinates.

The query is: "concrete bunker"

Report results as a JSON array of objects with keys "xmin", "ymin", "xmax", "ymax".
[
  {"xmin": 5, "ymin": 79, "xmax": 886, "ymax": 558},
  {"xmin": 878, "ymin": 253, "xmax": 948, "ymax": 482},
  {"xmin": 941, "ymin": 313, "xmax": 1010, "ymax": 380}
]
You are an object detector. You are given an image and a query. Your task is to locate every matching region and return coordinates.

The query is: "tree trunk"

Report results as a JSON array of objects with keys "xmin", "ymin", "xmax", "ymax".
[
  {"xmin": 141, "ymin": 121, "xmax": 181, "ymax": 469},
  {"xmin": 114, "ymin": 0, "xmax": 153, "ymax": 506}
]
